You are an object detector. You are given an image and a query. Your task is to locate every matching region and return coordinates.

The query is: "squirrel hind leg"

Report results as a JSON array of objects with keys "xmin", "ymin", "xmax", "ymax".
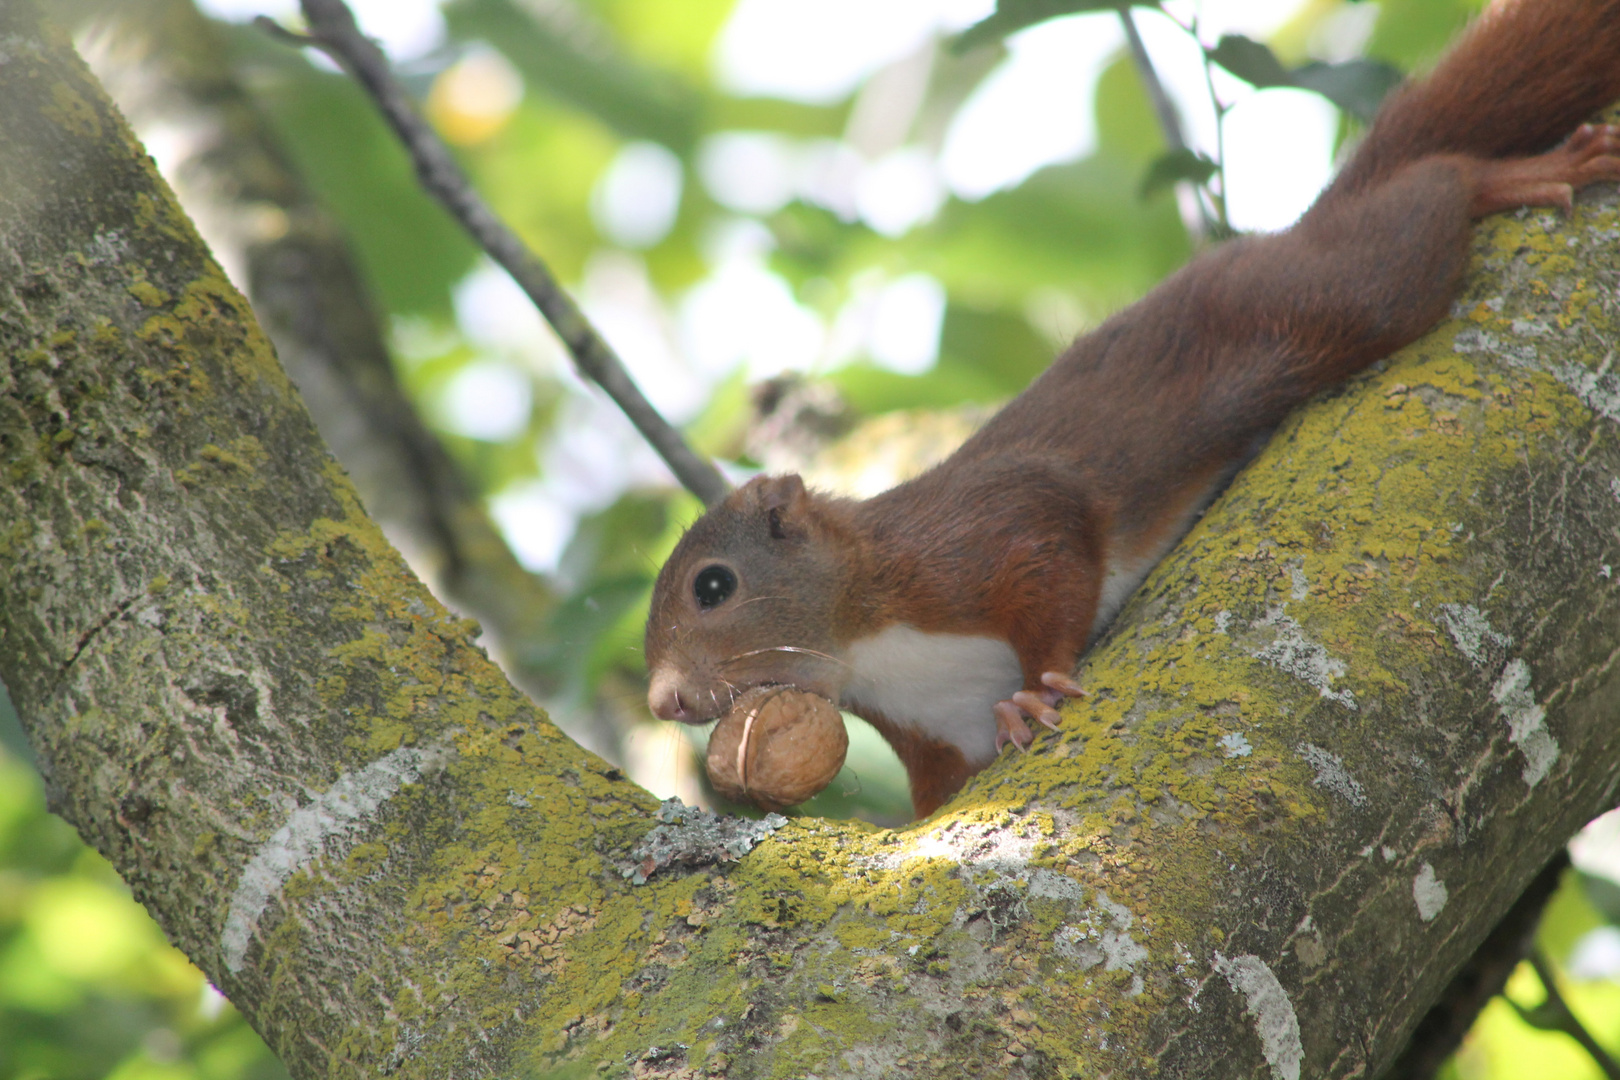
[{"xmin": 1469, "ymin": 123, "xmax": 1620, "ymax": 217}]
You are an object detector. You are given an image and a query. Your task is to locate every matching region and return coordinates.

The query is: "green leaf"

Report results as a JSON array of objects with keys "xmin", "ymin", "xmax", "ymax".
[
  {"xmin": 1095, "ymin": 53, "xmax": 1168, "ymax": 164},
  {"xmin": 1139, "ymin": 147, "xmax": 1217, "ymax": 199},
  {"xmin": 904, "ymin": 155, "xmax": 1191, "ymax": 312},
  {"xmin": 1209, "ymin": 35, "xmax": 1402, "ymax": 122},
  {"xmin": 1208, "ymin": 34, "xmax": 1292, "ymax": 87},
  {"xmin": 1366, "ymin": 0, "xmax": 1479, "ymax": 70},
  {"xmin": 1290, "ymin": 59, "xmax": 1403, "ymax": 122},
  {"xmin": 952, "ymin": 0, "xmax": 1145, "ymax": 54}
]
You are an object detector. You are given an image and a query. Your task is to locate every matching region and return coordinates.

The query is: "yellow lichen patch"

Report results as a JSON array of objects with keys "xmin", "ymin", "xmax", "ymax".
[
  {"xmin": 126, "ymin": 278, "xmax": 170, "ymax": 309},
  {"xmin": 174, "ymin": 437, "xmax": 268, "ymax": 490},
  {"xmin": 46, "ymin": 80, "xmax": 102, "ymax": 139},
  {"xmin": 130, "ymin": 271, "xmax": 294, "ymax": 405},
  {"xmin": 90, "ymin": 319, "xmax": 120, "ymax": 348}
]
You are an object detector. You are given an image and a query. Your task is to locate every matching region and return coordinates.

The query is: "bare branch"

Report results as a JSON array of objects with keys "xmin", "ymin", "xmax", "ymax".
[
  {"xmin": 1118, "ymin": 6, "xmax": 1217, "ymax": 239},
  {"xmin": 1118, "ymin": 6, "xmax": 1185, "ymax": 154},
  {"xmin": 282, "ymin": 0, "xmax": 731, "ymax": 507},
  {"xmin": 1521, "ymin": 950, "xmax": 1620, "ymax": 1080}
]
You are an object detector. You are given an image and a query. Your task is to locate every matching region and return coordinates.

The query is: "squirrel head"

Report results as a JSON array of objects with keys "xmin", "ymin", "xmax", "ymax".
[{"xmin": 644, "ymin": 473, "xmax": 854, "ymax": 723}]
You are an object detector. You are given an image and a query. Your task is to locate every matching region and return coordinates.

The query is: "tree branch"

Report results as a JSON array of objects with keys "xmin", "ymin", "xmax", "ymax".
[
  {"xmin": 1522, "ymin": 949, "xmax": 1620, "ymax": 1079},
  {"xmin": 1382, "ymin": 853, "xmax": 1567, "ymax": 1079},
  {"xmin": 280, "ymin": 0, "xmax": 730, "ymax": 507},
  {"xmin": 1118, "ymin": 6, "xmax": 1217, "ymax": 239},
  {"xmin": 1118, "ymin": 6, "xmax": 1185, "ymax": 154},
  {"xmin": 71, "ymin": 0, "xmax": 584, "ymax": 716},
  {"xmin": 5, "ymin": 7, "xmax": 1620, "ymax": 1077}
]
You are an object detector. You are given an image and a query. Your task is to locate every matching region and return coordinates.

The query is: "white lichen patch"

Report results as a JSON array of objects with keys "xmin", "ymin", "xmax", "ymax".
[
  {"xmin": 1413, "ymin": 863, "xmax": 1449, "ymax": 922},
  {"xmin": 1288, "ymin": 565, "xmax": 1309, "ymax": 601},
  {"xmin": 1053, "ymin": 891, "xmax": 1148, "ymax": 976},
  {"xmin": 1491, "ymin": 658, "xmax": 1559, "ymax": 787},
  {"xmin": 0, "ymin": 32, "xmax": 45, "ymax": 66},
  {"xmin": 1436, "ymin": 603, "xmax": 1512, "ymax": 667},
  {"xmin": 221, "ymin": 741, "xmax": 456, "ymax": 972},
  {"xmin": 1451, "ymin": 325, "xmax": 1538, "ymax": 367},
  {"xmin": 1296, "ymin": 743, "xmax": 1367, "ymax": 807},
  {"xmin": 86, "ymin": 228, "xmax": 131, "ymax": 267},
  {"xmin": 1550, "ymin": 359, "xmax": 1620, "ymax": 424},
  {"xmin": 1221, "ymin": 732, "xmax": 1253, "ymax": 758},
  {"xmin": 624, "ymin": 798, "xmax": 787, "ymax": 885},
  {"xmin": 1252, "ymin": 607, "xmax": 1357, "ymax": 709},
  {"xmin": 1054, "ymin": 925, "xmax": 1104, "ymax": 969},
  {"xmin": 1027, "ymin": 867, "xmax": 1086, "ymax": 903},
  {"xmin": 1609, "ymin": 476, "xmax": 1620, "ymax": 504},
  {"xmin": 1213, "ymin": 952, "xmax": 1303, "ymax": 1080},
  {"xmin": 1096, "ymin": 893, "xmax": 1149, "ymax": 973}
]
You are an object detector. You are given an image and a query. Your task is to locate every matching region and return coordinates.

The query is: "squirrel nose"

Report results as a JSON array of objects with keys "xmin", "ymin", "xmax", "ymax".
[{"xmin": 647, "ymin": 669, "xmax": 690, "ymax": 721}]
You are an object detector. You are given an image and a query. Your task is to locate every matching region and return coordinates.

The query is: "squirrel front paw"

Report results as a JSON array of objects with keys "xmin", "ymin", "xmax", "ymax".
[{"xmin": 993, "ymin": 671, "xmax": 1085, "ymax": 752}]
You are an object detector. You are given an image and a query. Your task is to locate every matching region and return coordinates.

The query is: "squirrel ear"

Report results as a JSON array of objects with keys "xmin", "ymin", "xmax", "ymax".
[{"xmin": 756, "ymin": 474, "xmax": 807, "ymax": 541}]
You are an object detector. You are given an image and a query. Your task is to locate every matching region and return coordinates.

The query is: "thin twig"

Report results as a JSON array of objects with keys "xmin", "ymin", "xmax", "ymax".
[
  {"xmin": 1118, "ymin": 6, "xmax": 1184, "ymax": 153},
  {"xmin": 1116, "ymin": 5, "xmax": 1216, "ymax": 239},
  {"xmin": 1192, "ymin": 16, "xmax": 1232, "ymax": 235},
  {"xmin": 278, "ymin": 0, "xmax": 731, "ymax": 508},
  {"xmin": 1525, "ymin": 950, "xmax": 1620, "ymax": 1080}
]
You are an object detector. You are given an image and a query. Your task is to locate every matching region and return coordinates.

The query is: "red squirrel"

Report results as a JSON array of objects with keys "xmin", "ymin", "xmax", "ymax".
[{"xmin": 645, "ymin": 0, "xmax": 1620, "ymax": 819}]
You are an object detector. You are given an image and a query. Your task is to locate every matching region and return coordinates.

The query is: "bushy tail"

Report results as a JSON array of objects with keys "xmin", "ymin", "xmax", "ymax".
[{"xmin": 1330, "ymin": 0, "xmax": 1620, "ymax": 197}]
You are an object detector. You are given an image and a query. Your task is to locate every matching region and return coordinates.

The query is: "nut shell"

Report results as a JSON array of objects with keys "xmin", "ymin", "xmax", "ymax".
[{"xmin": 706, "ymin": 687, "xmax": 847, "ymax": 811}]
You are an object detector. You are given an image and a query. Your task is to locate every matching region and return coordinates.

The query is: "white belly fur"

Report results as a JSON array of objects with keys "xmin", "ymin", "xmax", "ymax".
[{"xmin": 842, "ymin": 625, "xmax": 1021, "ymax": 766}]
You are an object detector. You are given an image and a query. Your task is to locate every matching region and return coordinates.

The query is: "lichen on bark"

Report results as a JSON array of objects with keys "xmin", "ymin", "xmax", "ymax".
[{"xmin": 3, "ymin": 7, "xmax": 1620, "ymax": 1078}]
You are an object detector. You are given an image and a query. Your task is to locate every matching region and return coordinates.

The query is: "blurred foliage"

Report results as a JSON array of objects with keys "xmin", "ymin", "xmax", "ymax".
[
  {"xmin": 0, "ymin": 687, "xmax": 288, "ymax": 1080},
  {"xmin": 5, "ymin": 0, "xmax": 1611, "ymax": 1076}
]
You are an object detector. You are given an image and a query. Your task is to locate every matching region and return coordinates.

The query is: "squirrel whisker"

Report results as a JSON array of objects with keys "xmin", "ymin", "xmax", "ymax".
[{"xmin": 720, "ymin": 645, "xmax": 850, "ymax": 670}]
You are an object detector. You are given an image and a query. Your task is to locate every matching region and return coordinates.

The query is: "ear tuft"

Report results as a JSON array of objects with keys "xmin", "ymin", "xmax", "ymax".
[
  {"xmin": 758, "ymin": 473, "xmax": 806, "ymax": 511},
  {"xmin": 755, "ymin": 474, "xmax": 807, "ymax": 541}
]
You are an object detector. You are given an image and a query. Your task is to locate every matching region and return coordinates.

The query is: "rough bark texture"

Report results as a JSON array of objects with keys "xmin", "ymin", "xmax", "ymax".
[
  {"xmin": 69, "ymin": 0, "xmax": 572, "ymax": 715},
  {"xmin": 3, "ymin": 7, "xmax": 1620, "ymax": 1079}
]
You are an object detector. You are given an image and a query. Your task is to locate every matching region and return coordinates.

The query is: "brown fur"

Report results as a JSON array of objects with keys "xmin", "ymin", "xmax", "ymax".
[{"xmin": 647, "ymin": 0, "xmax": 1620, "ymax": 819}]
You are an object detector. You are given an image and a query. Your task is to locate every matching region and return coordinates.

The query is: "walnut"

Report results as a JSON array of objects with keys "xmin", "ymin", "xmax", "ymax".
[{"xmin": 706, "ymin": 686, "xmax": 847, "ymax": 812}]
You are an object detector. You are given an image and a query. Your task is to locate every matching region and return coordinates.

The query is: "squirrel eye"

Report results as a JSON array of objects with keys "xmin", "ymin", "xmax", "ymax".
[{"xmin": 693, "ymin": 564, "xmax": 738, "ymax": 610}]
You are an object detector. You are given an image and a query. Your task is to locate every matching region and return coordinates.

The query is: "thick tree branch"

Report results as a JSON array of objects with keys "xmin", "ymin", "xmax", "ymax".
[
  {"xmin": 278, "ymin": 0, "xmax": 730, "ymax": 507},
  {"xmin": 4, "ymin": 7, "xmax": 1620, "ymax": 1078},
  {"xmin": 1382, "ymin": 853, "xmax": 1567, "ymax": 1079},
  {"xmin": 69, "ymin": 0, "xmax": 582, "ymax": 718}
]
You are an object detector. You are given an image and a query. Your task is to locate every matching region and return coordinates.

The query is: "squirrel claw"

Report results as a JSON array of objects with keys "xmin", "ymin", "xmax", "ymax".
[
  {"xmin": 995, "ymin": 674, "xmax": 1084, "ymax": 752},
  {"xmin": 1011, "ymin": 690, "xmax": 1062, "ymax": 732},
  {"xmin": 993, "ymin": 700, "xmax": 1035, "ymax": 753},
  {"xmin": 1040, "ymin": 671, "xmax": 1086, "ymax": 700}
]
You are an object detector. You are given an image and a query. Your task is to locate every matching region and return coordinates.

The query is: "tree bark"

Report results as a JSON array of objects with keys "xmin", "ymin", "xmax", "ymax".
[
  {"xmin": 69, "ymin": 0, "xmax": 574, "ymax": 715},
  {"xmin": 3, "ymin": 7, "xmax": 1619, "ymax": 1078}
]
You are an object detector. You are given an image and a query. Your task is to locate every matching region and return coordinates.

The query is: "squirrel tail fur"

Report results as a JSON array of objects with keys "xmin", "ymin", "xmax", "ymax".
[{"xmin": 1330, "ymin": 0, "xmax": 1620, "ymax": 199}]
